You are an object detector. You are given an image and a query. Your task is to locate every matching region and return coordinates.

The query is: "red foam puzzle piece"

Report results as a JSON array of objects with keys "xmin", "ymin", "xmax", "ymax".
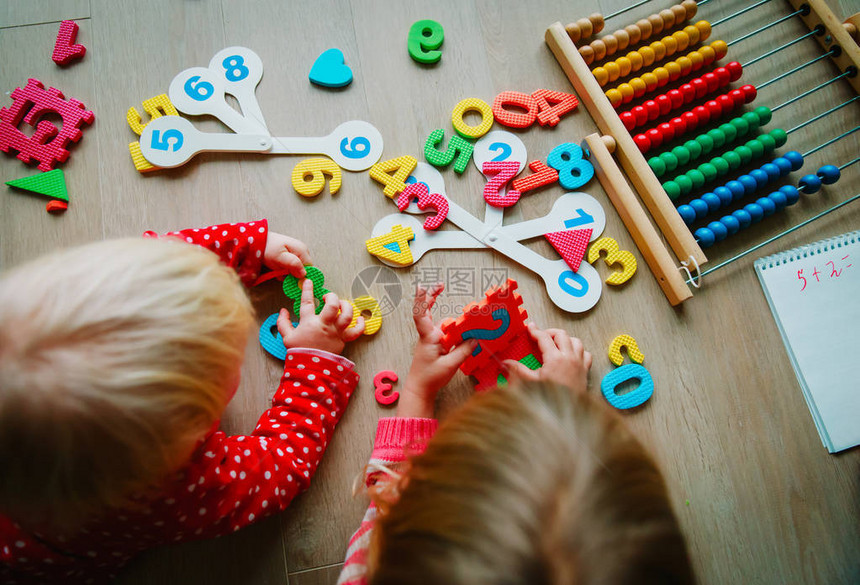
[
  {"xmin": 396, "ymin": 182, "xmax": 449, "ymax": 230},
  {"xmin": 52, "ymin": 20, "xmax": 87, "ymax": 66},
  {"xmin": 545, "ymin": 228, "xmax": 592, "ymax": 272},
  {"xmin": 0, "ymin": 78, "xmax": 94, "ymax": 171},
  {"xmin": 511, "ymin": 159, "xmax": 558, "ymax": 194},
  {"xmin": 469, "ymin": 331, "xmax": 543, "ymax": 391}
]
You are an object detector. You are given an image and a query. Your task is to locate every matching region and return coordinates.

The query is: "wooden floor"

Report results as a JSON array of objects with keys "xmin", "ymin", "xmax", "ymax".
[{"xmin": 2, "ymin": 0, "xmax": 859, "ymax": 583}]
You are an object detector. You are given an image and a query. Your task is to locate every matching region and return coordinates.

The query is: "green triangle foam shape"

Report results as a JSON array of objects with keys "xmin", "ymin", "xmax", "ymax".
[{"xmin": 6, "ymin": 169, "xmax": 68, "ymax": 201}]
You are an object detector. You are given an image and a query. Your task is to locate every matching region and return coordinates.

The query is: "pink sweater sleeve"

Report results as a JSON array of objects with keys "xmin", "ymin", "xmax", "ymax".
[{"xmin": 336, "ymin": 418, "xmax": 437, "ymax": 585}]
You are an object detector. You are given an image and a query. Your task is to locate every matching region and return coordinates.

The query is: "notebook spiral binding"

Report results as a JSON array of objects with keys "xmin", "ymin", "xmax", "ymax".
[{"xmin": 756, "ymin": 231, "xmax": 860, "ymax": 269}]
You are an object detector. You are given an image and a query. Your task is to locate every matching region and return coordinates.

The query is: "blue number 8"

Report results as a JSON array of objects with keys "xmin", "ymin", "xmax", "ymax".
[
  {"xmin": 547, "ymin": 143, "xmax": 594, "ymax": 190},
  {"xmin": 558, "ymin": 269, "xmax": 589, "ymax": 297},
  {"xmin": 222, "ymin": 55, "xmax": 250, "ymax": 82},
  {"xmin": 184, "ymin": 76, "xmax": 214, "ymax": 101},
  {"xmin": 489, "ymin": 142, "xmax": 513, "ymax": 161},
  {"xmin": 340, "ymin": 136, "xmax": 371, "ymax": 159},
  {"xmin": 151, "ymin": 129, "xmax": 184, "ymax": 152}
]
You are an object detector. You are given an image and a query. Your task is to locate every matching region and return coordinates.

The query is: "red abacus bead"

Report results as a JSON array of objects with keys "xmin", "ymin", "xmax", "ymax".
[
  {"xmin": 682, "ymin": 110, "xmax": 698, "ymax": 129},
  {"xmin": 691, "ymin": 78, "xmax": 708, "ymax": 98},
  {"xmin": 656, "ymin": 94, "xmax": 672, "ymax": 115},
  {"xmin": 726, "ymin": 61, "xmax": 743, "ymax": 81},
  {"xmin": 703, "ymin": 72, "xmax": 719, "ymax": 92},
  {"xmin": 668, "ymin": 89, "xmax": 684, "ymax": 109},
  {"xmin": 671, "ymin": 117, "xmax": 686, "ymax": 135},
  {"xmin": 646, "ymin": 127, "xmax": 663, "ymax": 148},
  {"xmin": 741, "ymin": 84, "xmax": 756, "ymax": 101},
  {"xmin": 645, "ymin": 100, "xmax": 660, "ymax": 120},
  {"xmin": 634, "ymin": 133, "xmax": 651, "ymax": 152},
  {"xmin": 620, "ymin": 111, "xmax": 636, "ymax": 131},
  {"xmin": 716, "ymin": 94, "xmax": 734, "ymax": 111},
  {"xmin": 693, "ymin": 105, "xmax": 709, "ymax": 125},
  {"xmin": 680, "ymin": 83, "xmax": 696, "ymax": 103},
  {"xmin": 729, "ymin": 89, "xmax": 745, "ymax": 105},
  {"xmin": 633, "ymin": 105, "xmax": 649, "ymax": 126},
  {"xmin": 705, "ymin": 100, "xmax": 722, "ymax": 117},
  {"xmin": 714, "ymin": 66, "xmax": 731, "ymax": 85}
]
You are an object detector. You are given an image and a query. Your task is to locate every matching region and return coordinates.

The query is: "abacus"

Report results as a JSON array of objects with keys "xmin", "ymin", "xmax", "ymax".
[{"xmin": 545, "ymin": 0, "xmax": 860, "ymax": 305}]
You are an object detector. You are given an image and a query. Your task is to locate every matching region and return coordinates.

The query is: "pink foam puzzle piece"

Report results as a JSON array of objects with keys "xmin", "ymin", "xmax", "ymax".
[
  {"xmin": 482, "ymin": 160, "xmax": 521, "ymax": 207},
  {"xmin": 52, "ymin": 20, "xmax": 87, "ymax": 66},
  {"xmin": 396, "ymin": 181, "xmax": 449, "ymax": 230},
  {"xmin": 545, "ymin": 228, "xmax": 592, "ymax": 272}
]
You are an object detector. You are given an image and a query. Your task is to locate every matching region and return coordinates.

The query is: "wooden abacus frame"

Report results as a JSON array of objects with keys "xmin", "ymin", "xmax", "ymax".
[{"xmin": 545, "ymin": 0, "xmax": 860, "ymax": 306}]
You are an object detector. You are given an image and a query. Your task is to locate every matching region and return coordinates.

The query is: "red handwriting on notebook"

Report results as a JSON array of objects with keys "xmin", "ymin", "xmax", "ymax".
[{"xmin": 797, "ymin": 255, "xmax": 852, "ymax": 292}]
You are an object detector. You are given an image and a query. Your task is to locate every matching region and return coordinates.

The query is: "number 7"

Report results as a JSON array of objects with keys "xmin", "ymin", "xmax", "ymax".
[{"xmin": 564, "ymin": 208, "xmax": 593, "ymax": 229}]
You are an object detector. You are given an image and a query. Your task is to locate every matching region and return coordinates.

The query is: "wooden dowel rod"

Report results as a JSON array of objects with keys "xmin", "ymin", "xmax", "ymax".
[
  {"xmin": 584, "ymin": 133, "xmax": 692, "ymax": 305},
  {"xmin": 545, "ymin": 21, "xmax": 708, "ymax": 268}
]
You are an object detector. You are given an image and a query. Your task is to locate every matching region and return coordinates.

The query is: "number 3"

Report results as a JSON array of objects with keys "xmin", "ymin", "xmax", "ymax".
[{"xmin": 587, "ymin": 237, "xmax": 637, "ymax": 285}]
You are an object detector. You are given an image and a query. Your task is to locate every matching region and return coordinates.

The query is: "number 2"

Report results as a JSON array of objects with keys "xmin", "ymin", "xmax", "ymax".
[{"xmin": 489, "ymin": 142, "xmax": 513, "ymax": 161}]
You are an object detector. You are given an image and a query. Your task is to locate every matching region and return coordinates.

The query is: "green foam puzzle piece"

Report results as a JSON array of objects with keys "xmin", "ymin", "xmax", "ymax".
[
  {"xmin": 282, "ymin": 266, "xmax": 330, "ymax": 317},
  {"xmin": 497, "ymin": 353, "xmax": 543, "ymax": 386},
  {"xmin": 5, "ymin": 169, "xmax": 68, "ymax": 201}
]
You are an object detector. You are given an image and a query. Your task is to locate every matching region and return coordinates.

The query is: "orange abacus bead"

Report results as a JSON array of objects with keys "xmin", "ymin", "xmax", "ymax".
[
  {"xmin": 592, "ymin": 39, "xmax": 608, "ymax": 60},
  {"xmin": 689, "ymin": 50, "xmax": 705, "ymax": 69},
  {"xmin": 565, "ymin": 13, "xmax": 604, "ymax": 43},
  {"xmin": 636, "ymin": 19, "xmax": 653, "ymax": 39},
  {"xmin": 682, "ymin": 0, "xmax": 698, "ymax": 19},
  {"xmin": 648, "ymin": 13, "xmax": 665, "ymax": 36},
  {"xmin": 625, "ymin": 23, "xmax": 642, "ymax": 45},
  {"xmin": 671, "ymin": 3, "xmax": 688, "ymax": 22},
  {"xmin": 603, "ymin": 34, "xmax": 618, "ymax": 55},
  {"xmin": 605, "ymin": 61, "xmax": 621, "ymax": 80}
]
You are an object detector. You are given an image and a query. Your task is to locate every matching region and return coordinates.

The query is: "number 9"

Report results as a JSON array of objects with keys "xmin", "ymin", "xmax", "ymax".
[
  {"xmin": 408, "ymin": 20, "xmax": 444, "ymax": 64},
  {"xmin": 184, "ymin": 75, "xmax": 214, "ymax": 101},
  {"xmin": 340, "ymin": 136, "xmax": 371, "ymax": 159}
]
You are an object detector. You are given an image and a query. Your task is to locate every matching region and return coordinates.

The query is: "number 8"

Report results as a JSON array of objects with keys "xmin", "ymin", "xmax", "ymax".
[
  {"xmin": 222, "ymin": 55, "xmax": 250, "ymax": 82},
  {"xmin": 547, "ymin": 143, "xmax": 594, "ymax": 190}
]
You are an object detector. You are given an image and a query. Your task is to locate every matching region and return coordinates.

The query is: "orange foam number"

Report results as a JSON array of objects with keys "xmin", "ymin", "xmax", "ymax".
[
  {"xmin": 492, "ymin": 91, "xmax": 538, "ymax": 129},
  {"xmin": 511, "ymin": 160, "xmax": 559, "ymax": 194},
  {"xmin": 532, "ymin": 89, "xmax": 578, "ymax": 127}
]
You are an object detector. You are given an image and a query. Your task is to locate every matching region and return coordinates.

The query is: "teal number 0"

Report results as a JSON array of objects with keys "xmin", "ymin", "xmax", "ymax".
[
  {"xmin": 340, "ymin": 136, "xmax": 371, "ymax": 159},
  {"xmin": 150, "ymin": 129, "xmax": 184, "ymax": 152},
  {"xmin": 222, "ymin": 55, "xmax": 249, "ymax": 82},
  {"xmin": 184, "ymin": 75, "xmax": 214, "ymax": 101},
  {"xmin": 558, "ymin": 269, "xmax": 589, "ymax": 298}
]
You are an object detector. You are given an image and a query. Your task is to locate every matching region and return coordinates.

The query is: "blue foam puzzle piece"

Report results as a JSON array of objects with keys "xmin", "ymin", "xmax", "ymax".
[
  {"xmin": 600, "ymin": 363, "xmax": 654, "ymax": 410},
  {"xmin": 259, "ymin": 313, "xmax": 287, "ymax": 360},
  {"xmin": 309, "ymin": 48, "xmax": 353, "ymax": 88}
]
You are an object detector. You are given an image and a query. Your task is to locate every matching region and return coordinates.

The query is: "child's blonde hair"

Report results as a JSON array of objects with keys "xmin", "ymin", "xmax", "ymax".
[
  {"xmin": 0, "ymin": 237, "xmax": 255, "ymax": 528},
  {"xmin": 368, "ymin": 382, "xmax": 694, "ymax": 584}
]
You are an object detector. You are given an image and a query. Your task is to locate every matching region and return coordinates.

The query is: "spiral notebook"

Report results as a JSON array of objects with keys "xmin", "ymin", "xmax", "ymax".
[{"xmin": 754, "ymin": 230, "xmax": 860, "ymax": 453}]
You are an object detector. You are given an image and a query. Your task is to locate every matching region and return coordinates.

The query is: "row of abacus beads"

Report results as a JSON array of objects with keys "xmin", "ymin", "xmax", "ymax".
[{"xmin": 694, "ymin": 165, "xmax": 842, "ymax": 247}]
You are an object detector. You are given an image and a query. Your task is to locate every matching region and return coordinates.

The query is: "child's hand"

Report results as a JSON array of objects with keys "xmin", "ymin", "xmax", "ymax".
[
  {"xmin": 265, "ymin": 232, "xmax": 311, "ymax": 278},
  {"xmin": 398, "ymin": 284, "xmax": 478, "ymax": 418},
  {"xmin": 503, "ymin": 323, "xmax": 592, "ymax": 393},
  {"xmin": 277, "ymin": 279, "xmax": 364, "ymax": 354}
]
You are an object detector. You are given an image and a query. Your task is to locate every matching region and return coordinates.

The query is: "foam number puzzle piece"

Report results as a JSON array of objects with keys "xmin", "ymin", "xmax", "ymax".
[
  {"xmin": 374, "ymin": 371, "xmax": 399, "ymax": 405},
  {"xmin": 5, "ymin": 169, "xmax": 68, "ymax": 201},
  {"xmin": 482, "ymin": 161, "xmax": 522, "ymax": 208},
  {"xmin": 532, "ymin": 89, "xmax": 579, "ymax": 127},
  {"xmin": 496, "ymin": 353, "xmax": 543, "ymax": 387},
  {"xmin": 52, "ymin": 20, "xmax": 86, "ymax": 66},
  {"xmin": 587, "ymin": 237, "xmax": 638, "ymax": 285},
  {"xmin": 469, "ymin": 329, "xmax": 543, "ymax": 390},
  {"xmin": 348, "ymin": 295, "xmax": 383, "ymax": 335},
  {"xmin": 545, "ymin": 228, "xmax": 592, "ymax": 273},
  {"xmin": 0, "ymin": 78, "xmax": 95, "ymax": 171},
  {"xmin": 511, "ymin": 160, "xmax": 559, "ymax": 194},
  {"xmin": 451, "ymin": 98, "xmax": 494, "ymax": 139},
  {"xmin": 600, "ymin": 363, "xmax": 654, "ymax": 410},
  {"xmin": 282, "ymin": 266, "xmax": 331, "ymax": 317},
  {"xmin": 291, "ymin": 157, "xmax": 342, "ymax": 197},
  {"xmin": 547, "ymin": 143, "xmax": 594, "ymax": 190},
  {"xmin": 396, "ymin": 182, "xmax": 449, "ymax": 230},
  {"xmin": 492, "ymin": 91, "xmax": 539, "ymax": 129},
  {"xmin": 608, "ymin": 334, "xmax": 645, "ymax": 366},
  {"xmin": 127, "ymin": 94, "xmax": 180, "ymax": 173},
  {"xmin": 366, "ymin": 224, "xmax": 415, "ymax": 265},
  {"xmin": 370, "ymin": 155, "xmax": 418, "ymax": 198},
  {"xmin": 259, "ymin": 313, "xmax": 287, "ymax": 360},
  {"xmin": 408, "ymin": 19, "xmax": 444, "ymax": 64},
  {"xmin": 424, "ymin": 129, "xmax": 473, "ymax": 174},
  {"xmin": 309, "ymin": 48, "xmax": 353, "ymax": 88},
  {"xmin": 46, "ymin": 200, "xmax": 68, "ymax": 214}
]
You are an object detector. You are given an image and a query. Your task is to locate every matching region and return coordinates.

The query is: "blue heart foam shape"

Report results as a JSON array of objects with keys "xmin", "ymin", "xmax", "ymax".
[{"xmin": 309, "ymin": 48, "xmax": 353, "ymax": 88}]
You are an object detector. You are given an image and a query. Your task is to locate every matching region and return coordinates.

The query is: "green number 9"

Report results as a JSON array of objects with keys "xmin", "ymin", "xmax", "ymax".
[{"xmin": 408, "ymin": 20, "xmax": 444, "ymax": 64}]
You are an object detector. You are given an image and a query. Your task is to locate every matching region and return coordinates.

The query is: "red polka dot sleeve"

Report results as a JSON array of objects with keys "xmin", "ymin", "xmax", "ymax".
[{"xmin": 143, "ymin": 219, "xmax": 268, "ymax": 287}]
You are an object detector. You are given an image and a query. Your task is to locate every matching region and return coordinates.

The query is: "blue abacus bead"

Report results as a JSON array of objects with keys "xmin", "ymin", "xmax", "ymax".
[
  {"xmin": 799, "ymin": 174, "xmax": 822, "ymax": 194},
  {"xmin": 714, "ymin": 186, "xmax": 733, "ymax": 206},
  {"xmin": 721, "ymin": 214, "xmax": 740, "ymax": 235},
  {"xmin": 726, "ymin": 180, "xmax": 745, "ymax": 201},
  {"xmin": 708, "ymin": 221, "xmax": 728, "ymax": 242},
  {"xmin": 744, "ymin": 203, "xmax": 764, "ymax": 223},
  {"xmin": 738, "ymin": 174, "xmax": 757, "ymax": 194},
  {"xmin": 768, "ymin": 189, "xmax": 787, "ymax": 209},
  {"xmin": 780, "ymin": 184, "xmax": 800, "ymax": 205},
  {"xmin": 773, "ymin": 157, "xmax": 793, "ymax": 176},
  {"xmin": 690, "ymin": 198, "xmax": 709, "ymax": 218},
  {"xmin": 750, "ymin": 168, "xmax": 769, "ymax": 188},
  {"xmin": 784, "ymin": 150, "xmax": 804, "ymax": 171},
  {"xmin": 678, "ymin": 204, "xmax": 697, "ymax": 224},
  {"xmin": 702, "ymin": 192, "xmax": 721, "ymax": 212},
  {"xmin": 761, "ymin": 162, "xmax": 781, "ymax": 181},
  {"xmin": 732, "ymin": 208, "xmax": 752, "ymax": 229},
  {"xmin": 756, "ymin": 196, "xmax": 776, "ymax": 217},
  {"xmin": 695, "ymin": 226, "xmax": 716, "ymax": 247},
  {"xmin": 817, "ymin": 164, "xmax": 840, "ymax": 185}
]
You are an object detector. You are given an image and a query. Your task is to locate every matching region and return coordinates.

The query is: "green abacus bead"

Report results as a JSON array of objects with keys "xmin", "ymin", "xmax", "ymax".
[
  {"xmin": 700, "ymin": 162, "xmax": 719, "ymax": 181},
  {"xmin": 696, "ymin": 134, "xmax": 714, "ymax": 154},
  {"xmin": 672, "ymin": 145, "xmax": 691, "ymax": 166},
  {"xmin": 731, "ymin": 117, "xmax": 749, "ymax": 137},
  {"xmin": 660, "ymin": 151, "xmax": 679, "ymax": 172},
  {"xmin": 770, "ymin": 128, "xmax": 787, "ymax": 147},
  {"xmin": 676, "ymin": 174, "xmax": 694, "ymax": 195},
  {"xmin": 719, "ymin": 122, "xmax": 737, "ymax": 143},
  {"xmin": 736, "ymin": 145, "xmax": 753, "ymax": 164},
  {"xmin": 754, "ymin": 105, "xmax": 772, "ymax": 125},
  {"xmin": 757, "ymin": 134, "xmax": 776, "ymax": 152},
  {"xmin": 688, "ymin": 169, "xmax": 706, "ymax": 189},
  {"xmin": 712, "ymin": 156, "xmax": 730, "ymax": 174},
  {"xmin": 649, "ymin": 156, "xmax": 667, "ymax": 177},
  {"xmin": 663, "ymin": 180, "xmax": 682, "ymax": 200},
  {"xmin": 708, "ymin": 128, "xmax": 726, "ymax": 148},
  {"xmin": 741, "ymin": 111, "xmax": 759, "ymax": 130},
  {"xmin": 723, "ymin": 151, "xmax": 742, "ymax": 169},
  {"xmin": 747, "ymin": 138, "xmax": 764, "ymax": 158},
  {"xmin": 683, "ymin": 139, "xmax": 702, "ymax": 160}
]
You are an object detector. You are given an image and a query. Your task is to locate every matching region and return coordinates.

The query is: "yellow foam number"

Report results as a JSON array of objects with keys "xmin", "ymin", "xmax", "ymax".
[
  {"xmin": 587, "ymin": 236, "xmax": 637, "ymax": 285},
  {"xmin": 608, "ymin": 334, "xmax": 645, "ymax": 366},
  {"xmin": 349, "ymin": 295, "xmax": 382, "ymax": 335},
  {"xmin": 365, "ymin": 224, "xmax": 415, "ymax": 265},
  {"xmin": 451, "ymin": 98, "xmax": 494, "ymax": 139},
  {"xmin": 369, "ymin": 155, "xmax": 418, "ymax": 198},
  {"xmin": 127, "ymin": 94, "xmax": 179, "ymax": 173},
  {"xmin": 291, "ymin": 157, "xmax": 342, "ymax": 197}
]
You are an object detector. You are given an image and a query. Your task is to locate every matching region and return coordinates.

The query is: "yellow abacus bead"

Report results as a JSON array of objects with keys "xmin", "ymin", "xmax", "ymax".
[
  {"xmin": 698, "ymin": 45, "xmax": 715, "ymax": 66},
  {"xmin": 642, "ymin": 72, "xmax": 658, "ymax": 91},
  {"xmin": 628, "ymin": 50, "xmax": 643, "ymax": 70},
  {"xmin": 619, "ymin": 83, "xmax": 635, "ymax": 103},
  {"xmin": 677, "ymin": 56, "xmax": 693, "ymax": 75},
  {"xmin": 685, "ymin": 25, "xmax": 700, "ymax": 45},
  {"xmin": 689, "ymin": 49, "xmax": 704, "ymax": 70},
  {"xmin": 649, "ymin": 13, "xmax": 665, "ymax": 35},
  {"xmin": 606, "ymin": 88, "xmax": 623, "ymax": 107},
  {"xmin": 615, "ymin": 29, "xmax": 630, "ymax": 51},
  {"xmin": 604, "ymin": 34, "xmax": 618, "ymax": 55},
  {"xmin": 640, "ymin": 45, "xmax": 656, "ymax": 66},
  {"xmin": 579, "ymin": 44, "xmax": 595, "ymax": 64},
  {"xmin": 625, "ymin": 23, "xmax": 642, "ymax": 45},
  {"xmin": 671, "ymin": 4, "xmax": 687, "ymax": 23},
  {"xmin": 590, "ymin": 13, "xmax": 605, "ymax": 35},
  {"xmin": 637, "ymin": 19, "xmax": 652, "ymax": 39},
  {"xmin": 660, "ymin": 8, "xmax": 674, "ymax": 28},
  {"xmin": 654, "ymin": 67, "xmax": 670, "ymax": 86},
  {"xmin": 593, "ymin": 39, "xmax": 607, "ymax": 61},
  {"xmin": 651, "ymin": 40, "xmax": 668, "ymax": 61},
  {"xmin": 683, "ymin": 0, "xmax": 698, "ymax": 20},
  {"xmin": 696, "ymin": 20, "xmax": 712, "ymax": 40},
  {"xmin": 665, "ymin": 60, "xmax": 682, "ymax": 79},
  {"xmin": 593, "ymin": 66, "xmax": 609, "ymax": 86},
  {"xmin": 617, "ymin": 56, "xmax": 632, "ymax": 77},
  {"xmin": 712, "ymin": 39, "xmax": 728, "ymax": 59},
  {"xmin": 630, "ymin": 76, "xmax": 647, "ymax": 96},
  {"xmin": 605, "ymin": 60, "xmax": 621, "ymax": 81},
  {"xmin": 674, "ymin": 31, "xmax": 690, "ymax": 52}
]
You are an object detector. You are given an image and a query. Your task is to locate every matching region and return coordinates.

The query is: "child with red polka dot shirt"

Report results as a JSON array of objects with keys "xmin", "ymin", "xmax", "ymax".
[{"xmin": 0, "ymin": 220, "xmax": 364, "ymax": 584}]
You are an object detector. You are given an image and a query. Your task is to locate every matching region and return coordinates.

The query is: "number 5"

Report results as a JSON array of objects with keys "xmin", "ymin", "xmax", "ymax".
[{"xmin": 150, "ymin": 129, "xmax": 184, "ymax": 152}]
